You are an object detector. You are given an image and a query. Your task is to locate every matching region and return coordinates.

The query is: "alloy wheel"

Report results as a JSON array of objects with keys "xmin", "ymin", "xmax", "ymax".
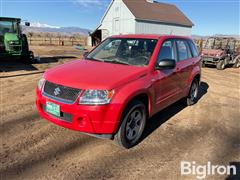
[{"xmin": 125, "ymin": 108, "xmax": 143, "ymax": 141}]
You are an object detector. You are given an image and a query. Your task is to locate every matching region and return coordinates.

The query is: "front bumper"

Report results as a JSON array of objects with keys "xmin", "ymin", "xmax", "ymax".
[{"xmin": 36, "ymin": 89, "xmax": 121, "ymax": 136}]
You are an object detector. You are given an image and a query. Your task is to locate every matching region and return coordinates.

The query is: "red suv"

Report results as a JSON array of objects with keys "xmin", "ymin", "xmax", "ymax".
[{"xmin": 36, "ymin": 35, "xmax": 201, "ymax": 148}]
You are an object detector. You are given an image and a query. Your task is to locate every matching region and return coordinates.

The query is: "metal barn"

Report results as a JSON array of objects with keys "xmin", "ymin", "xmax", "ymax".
[{"xmin": 90, "ymin": 0, "xmax": 193, "ymax": 45}]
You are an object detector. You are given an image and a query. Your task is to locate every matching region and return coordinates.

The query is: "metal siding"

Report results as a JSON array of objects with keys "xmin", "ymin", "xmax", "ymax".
[
  {"xmin": 135, "ymin": 21, "xmax": 192, "ymax": 36},
  {"xmin": 100, "ymin": 0, "xmax": 135, "ymax": 37},
  {"xmin": 99, "ymin": 0, "xmax": 192, "ymax": 38}
]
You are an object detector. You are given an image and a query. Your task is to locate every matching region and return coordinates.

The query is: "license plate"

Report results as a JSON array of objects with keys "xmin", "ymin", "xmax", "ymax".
[{"xmin": 46, "ymin": 101, "xmax": 60, "ymax": 117}]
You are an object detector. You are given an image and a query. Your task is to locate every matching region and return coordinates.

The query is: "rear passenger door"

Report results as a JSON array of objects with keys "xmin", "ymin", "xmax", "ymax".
[{"xmin": 175, "ymin": 39, "xmax": 193, "ymax": 89}]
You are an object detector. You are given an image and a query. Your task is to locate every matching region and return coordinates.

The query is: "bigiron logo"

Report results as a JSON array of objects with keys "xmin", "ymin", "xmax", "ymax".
[{"xmin": 181, "ymin": 161, "xmax": 237, "ymax": 179}]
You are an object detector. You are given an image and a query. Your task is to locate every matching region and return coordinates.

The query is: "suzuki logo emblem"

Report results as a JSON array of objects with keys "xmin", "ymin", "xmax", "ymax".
[{"xmin": 54, "ymin": 87, "xmax": 61, "ymax": 96}]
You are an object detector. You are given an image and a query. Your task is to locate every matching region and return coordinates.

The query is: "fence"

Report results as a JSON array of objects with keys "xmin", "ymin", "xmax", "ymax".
[{"xmin": 27, "ymin": 35, "xmax": 87, "ymax": 46}]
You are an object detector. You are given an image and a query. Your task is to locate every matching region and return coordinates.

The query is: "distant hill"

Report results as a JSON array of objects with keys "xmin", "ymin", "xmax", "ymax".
[
  {"xmin": 192, "ymin": 34, "xmax": 240, "ymax": 40},
  {"xmin": 22, "ymin": 23, "xmax": 91, "ymax": 36}
]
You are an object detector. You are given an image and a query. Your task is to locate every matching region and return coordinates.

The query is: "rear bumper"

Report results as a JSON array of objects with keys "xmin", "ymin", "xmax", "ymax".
[{"xmin": 36, "ymin": 89, "xmax": 121, "ymax": 135}]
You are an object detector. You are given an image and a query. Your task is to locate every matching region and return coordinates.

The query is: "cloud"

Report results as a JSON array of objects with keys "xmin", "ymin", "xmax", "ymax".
[
  {"xmin": 31, "ymin": 22, "xmax": 60, "ymax": 29},
  {"xmin": 71, "ymin": 0, "xmax": 109, "ymax": 8}
]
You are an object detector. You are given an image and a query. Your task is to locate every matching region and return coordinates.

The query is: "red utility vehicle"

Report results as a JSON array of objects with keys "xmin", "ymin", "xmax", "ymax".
[
  {"xmin": 201, "ymin": 37, "xmax": 240, "ymax": 70},
  {"xmin": 36, "ymin": 35, "xmax": 201, "ymax": 148}
]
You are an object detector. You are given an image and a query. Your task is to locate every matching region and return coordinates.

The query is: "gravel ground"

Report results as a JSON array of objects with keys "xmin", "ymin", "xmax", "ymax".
[{"xmin": 0, "ymin": 46, "xmax": 239, "ymax": 180}]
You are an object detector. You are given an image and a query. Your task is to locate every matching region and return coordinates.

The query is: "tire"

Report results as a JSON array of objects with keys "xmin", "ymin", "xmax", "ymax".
[
  {"xmin": 22, "ymin": 51, "xmax": 35, "ymax": 64},
  {"xmin": 114, "ymin": 100, "xmax": 147, "ymax": 149},
  {"xmin": 28, "ymin": 51, "xmax": 36, "ymax": 63},
  {"xmin": 216, "ymin": 60, "xmax": 225, "ymax": 70},
  {"xmin": 233, "ymin": 55, "xmax": 240, "ymax": 68},
  {"xmin": 185, "ymin": 79, "xmax": 199, "ymax": 106}
]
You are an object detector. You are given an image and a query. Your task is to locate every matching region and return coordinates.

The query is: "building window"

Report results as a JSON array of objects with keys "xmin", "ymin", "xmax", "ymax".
[{"xmin": 114, "ymin": 19, "xmax": 120, "ymax": 32}]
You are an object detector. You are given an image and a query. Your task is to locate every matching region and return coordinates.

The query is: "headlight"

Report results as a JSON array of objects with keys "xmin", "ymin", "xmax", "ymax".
[
  {"xmin": 38, "ymin": 77, "xmax": 46, "ymax": 91},
  {"xmin": 79, "ymin": 90, "xmax": 114, "ymax": 105}
]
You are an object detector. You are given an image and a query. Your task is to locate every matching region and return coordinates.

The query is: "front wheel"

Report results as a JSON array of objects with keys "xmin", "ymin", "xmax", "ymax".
[
  {"xmin": 28, "ymin": 51, "xmax": 35, "ymax": 63},
  {"xmin": 201, "ymin": 61, "xmax": 206, "ymax": 68},
  {"xmin": 21, "ymin": 51, "xmax": 35, "ymax": 64},
  {"xmin": 216, "ymin": 60, "xmax": 225, "ymax": 70},
  {"xmin": 114, "ymin": 100, "xmax": 147, "ymax": 149},
  {"xmin": 185, "ymin": 79, "xmax": 199, "ymax": 106},
  {"xmin": 233, "ymin": 55, "xmax": 240, "ymax": 68}
]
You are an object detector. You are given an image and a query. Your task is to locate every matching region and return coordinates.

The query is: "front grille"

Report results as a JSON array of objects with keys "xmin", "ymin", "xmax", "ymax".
[
  {"xmin": 43, "ymin": 81, "xmax": 81, "ymax": 104},
  {"xmin": 202, "ymin": 57, "xmax": 214, "ymax": 61},
  {"xmin": 8, "ymin": 45, "xmax": 21, "ymax": 52}
]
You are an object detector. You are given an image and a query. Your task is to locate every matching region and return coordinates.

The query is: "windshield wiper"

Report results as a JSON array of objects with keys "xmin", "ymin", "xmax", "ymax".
[
  {"xmin": 86, "ymin": 58, "xmax": 104, "ymax": 62},
  {"xmin": 103, "ymin": 59, "xmax": 130, "ymax": 65}
]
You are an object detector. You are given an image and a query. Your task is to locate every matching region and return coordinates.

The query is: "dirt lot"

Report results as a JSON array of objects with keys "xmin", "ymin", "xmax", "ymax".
[{"xmin": 0, "ymin": 46, "xmax": 240, "ymax": 180}]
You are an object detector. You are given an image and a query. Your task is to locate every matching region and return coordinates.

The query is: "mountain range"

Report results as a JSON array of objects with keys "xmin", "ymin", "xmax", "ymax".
[
  {"xmin": 22, "ymin": 22, "xmax": 91, "ymax": 36},
  {"xmin": 22, "ymin": 22, "xmax": 239, "ymax": 39}
]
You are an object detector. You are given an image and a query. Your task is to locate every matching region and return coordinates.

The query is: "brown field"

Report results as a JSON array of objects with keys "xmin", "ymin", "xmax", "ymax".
[{"xmin": 0, "ymin": 46, "xmax": 239, "ymax": 180}]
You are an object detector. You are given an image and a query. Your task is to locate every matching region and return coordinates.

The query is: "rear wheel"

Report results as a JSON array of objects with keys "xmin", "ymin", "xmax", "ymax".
[
  {"xmin": 216, "ymin": 60, "xmax": 225, "ymax": 70},
  {"xmin": 185, "ymin": 79, "xmax": 199, "ymax": 106},
  {"xmin": 114, "ymin": 100, "xmax": 147, "ymax": 149}
]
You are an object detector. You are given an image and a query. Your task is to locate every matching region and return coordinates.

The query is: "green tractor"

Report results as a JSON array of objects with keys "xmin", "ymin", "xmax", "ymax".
[{"xmin": 0, "ymin": 17, "xmax": 34, "ymax": 62}]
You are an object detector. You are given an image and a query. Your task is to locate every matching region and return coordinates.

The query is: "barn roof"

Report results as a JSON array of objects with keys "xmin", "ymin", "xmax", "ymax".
[{"xmin": 122, "ymin": 0, "xmax": 194, "ymax": 27}]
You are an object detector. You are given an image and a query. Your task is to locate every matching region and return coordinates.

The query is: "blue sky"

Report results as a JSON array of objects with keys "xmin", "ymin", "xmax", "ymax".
[{"xmin": 0, "ymin": 0, "xmax": 239, "ymax": 35}]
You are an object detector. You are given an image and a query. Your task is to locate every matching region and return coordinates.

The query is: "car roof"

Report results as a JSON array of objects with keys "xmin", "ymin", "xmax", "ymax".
[
  {"xmin": 110, "ymin": 34, "xmax": 192, "ymax": 40},
  {"xmin": 0, "ymin": 17, "xmax": 21, "ymax": 21}
]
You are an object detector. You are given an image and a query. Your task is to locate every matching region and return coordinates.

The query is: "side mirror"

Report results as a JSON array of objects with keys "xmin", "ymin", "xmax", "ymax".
[
  {"xmin": 25, "ymin": 22, "xmax": 30, "ymax": 26},
  {"xmin": 157, "ymin": 59, "xmax": 176, "ymax": 70},
  {"xmin": 83, "ymin": 51, "xmax": 89, "ymax": 58}
]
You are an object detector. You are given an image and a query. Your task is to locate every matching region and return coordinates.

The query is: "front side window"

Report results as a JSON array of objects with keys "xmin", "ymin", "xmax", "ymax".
[
  {"xmin": 87, "ymin": 38, "xmax": 157, "ymax": 67},
  {"xmin": 176, "ymin": 40, "xmax": 189, "ymax": 61},
  {"xmin": 158, "ymin": 40, "xmax": 176, "ymax": 63},
  {"xmin": 188, "ymin": 40, "xmax": 199, "ymax": 57}
]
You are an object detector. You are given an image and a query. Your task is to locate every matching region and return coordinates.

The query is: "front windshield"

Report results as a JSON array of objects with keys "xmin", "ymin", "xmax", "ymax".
[
  {"xmin": 86, "ymin": 38, "xmax": 158, "ymax": 67},
  {"xmin": 0, "ymin": 21, "xmax": 18, "ymax": 36},
  {"xmin": 205, "ymin": 38, "xmax": 215, "ymax": 49},
  {"xmin": 205, "ymin": 38, "xmax": 224, "ymax": 50}
]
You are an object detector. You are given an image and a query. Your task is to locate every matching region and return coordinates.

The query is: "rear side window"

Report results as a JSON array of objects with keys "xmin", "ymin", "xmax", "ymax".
[
  {"xmin": 188, "ymin": 40, "xmax": 199, "ymax": 57},
  {"xmin": 176, "ymin": 40, "xmax": 190, "ymax": 61},
  {"xmin": 158, "ymin": 40, "xmax": 176, "ymax": 63}
]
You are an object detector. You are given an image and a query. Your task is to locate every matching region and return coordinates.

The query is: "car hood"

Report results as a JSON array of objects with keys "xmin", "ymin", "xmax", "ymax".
[
  {"xmin": 202, "ymin": 49, "xmax": 224, "ymax": 57},
  {"xmin": 44, "ymin": 59, "xmax": 148, "ymax": 90}
]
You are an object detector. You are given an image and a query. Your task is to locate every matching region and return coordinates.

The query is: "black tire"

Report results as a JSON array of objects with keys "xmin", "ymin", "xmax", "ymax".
[
  {"xmin": 216, "ymin": 60, "xmax": 225, "ymax": 70},
  {"xmin": 185, "ymin": 79, "xmax": 199, "ymax": 106},
  {"xmin": 21, "ymin": 51, "xmax": 35, "ymax": 64},
  {"xmin": 114, "ymin": 100, "xmax": 147, "ymax": 149},
  {"xmin": 28, "ymin": 51, "xmax": 36, "ymax": 63},
  {"xmin": 233, "ymin": 56, "xmax": 240, "ymax": 68}
]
